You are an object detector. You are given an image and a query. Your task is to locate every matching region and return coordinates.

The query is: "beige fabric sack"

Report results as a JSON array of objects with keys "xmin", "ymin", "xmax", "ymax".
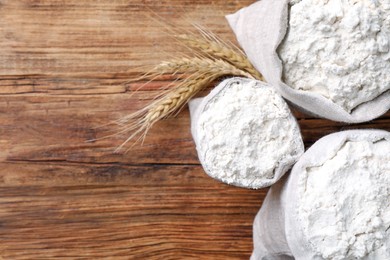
[
  {"xmin": 251, "ymin": 129, "xmax": 390, "ymax": 259},
  {"xmin": 226, "ymin": 0, "xmax": 390, "ymax": 123},
  {"xmin": 189, "ymin": 77, "xmax": 304, "ymax": 189}
]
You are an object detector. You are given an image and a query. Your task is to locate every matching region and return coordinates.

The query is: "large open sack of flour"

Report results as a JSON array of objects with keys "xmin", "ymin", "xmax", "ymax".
[
  {"xmin": 226, "ymin": 0, "xmax": 390, "ymax": 123},
  {"xmin": 189, "ymin": 77, "xmax": 304, "ymax": 189},
  {"xmin": 252, "ymin": 129, "xmax": 390, "ymax": 259}
]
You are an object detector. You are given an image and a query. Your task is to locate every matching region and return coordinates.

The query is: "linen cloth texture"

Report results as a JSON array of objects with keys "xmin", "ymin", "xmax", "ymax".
[{"xmin": 226, "ymin": 0, "xmax": 390, "ymax": 123}]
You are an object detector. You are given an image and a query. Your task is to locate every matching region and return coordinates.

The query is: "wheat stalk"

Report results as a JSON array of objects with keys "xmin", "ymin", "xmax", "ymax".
[
  {"xmin": 148, "ymin": 58, "xmax": 254, "ymax": 117},
  {"xmin": 113, "ymin": 57, "xmax": 254, "ymax": 151},
  {"xmin": 176, "ymin": 34, "xmax": 264, "ymax": 81},
  {"xmin": 155, "ymin": 57, "xmax": 254, "ymax": 78},
  {"xmin": 102, "ymin": 28, "xmax": 265, "ymax": 151}
]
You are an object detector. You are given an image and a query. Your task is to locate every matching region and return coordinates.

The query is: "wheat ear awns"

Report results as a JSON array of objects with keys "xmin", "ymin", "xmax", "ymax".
[
  {"xmin": 176, "ymin": 34, "xmax": 264, "ymax": 81},
  {"xmin": 113, "ymin": 33, "xmax": 263, "ymax": 152}
]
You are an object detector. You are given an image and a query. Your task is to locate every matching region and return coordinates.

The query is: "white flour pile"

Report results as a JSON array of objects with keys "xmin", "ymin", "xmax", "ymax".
[
  {"xmin": 195, "ymin": 79, "xmax": 303, "ymax": 189},
  {"xmin": 279, "ymin": 0, "xmax": 390, "ymax": 113},
  {"xmin": 298, "ymin": 139, "xmax": 390, "ymax": 259}
]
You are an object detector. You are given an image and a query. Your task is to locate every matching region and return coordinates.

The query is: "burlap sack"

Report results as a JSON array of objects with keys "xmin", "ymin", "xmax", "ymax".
[
  {"xmin": 189, "ymin": 77, "xmax": 304, "ymax": 189},
  {"xmin": 226, "ymin": 0, "xmax": 390, "ymax": 123},
  {"xmin": 252, "ymin": 129, "xmax": 390, "ymax": 259}
]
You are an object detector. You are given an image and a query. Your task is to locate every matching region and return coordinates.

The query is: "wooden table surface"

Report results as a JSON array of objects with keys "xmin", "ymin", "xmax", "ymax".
[{"xmin": 0, "ymin": 1, "xmax": 389, "ymax": 259}]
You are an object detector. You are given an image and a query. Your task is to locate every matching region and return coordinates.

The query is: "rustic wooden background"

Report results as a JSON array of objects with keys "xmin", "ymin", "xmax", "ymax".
[{"xmin": 0, "ymin": 0, "xmax": 389, "ymax": 259}]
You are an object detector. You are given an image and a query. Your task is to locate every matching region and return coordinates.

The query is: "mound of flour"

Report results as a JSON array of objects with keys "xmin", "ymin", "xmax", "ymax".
[
  {"xmin": 279, "ymin": 0, "xmax": 390, "ymax": 113},
  {"xmin": 298, "ymin": 139, "xmax": 390, "ymax": 259},
  {"xmin": 195, "ymin": 79, "xmax": 303, "ymax": 189}
]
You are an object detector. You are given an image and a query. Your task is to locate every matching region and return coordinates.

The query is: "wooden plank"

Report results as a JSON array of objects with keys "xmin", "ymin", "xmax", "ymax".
[
  {"xmin": 0, "ymin": 0, "xmax": 247, "ymax": 75},
  {"xmin": 0, "ymin": 0, "xmax": 389, "ymax": 259},
  {"xmin": 0, "ymin": 0, "xmax": 265, "ymax": 259},
  {"xmin": 0, "ymin": 162, "xmax": 266, "ymax": 259}
]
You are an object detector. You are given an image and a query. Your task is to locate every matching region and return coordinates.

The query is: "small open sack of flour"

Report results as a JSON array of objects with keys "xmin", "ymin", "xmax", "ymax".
[
  {"xmin": 252, "ymin": 129, "xmax": 390, "ymax": 259},
  {"xmin": 226, "ymin": 0, "xmax": 390, "ymax": 123},
  {"xmin": 189, "ymin": 77, "xmax": 304, "ymax": 189}
]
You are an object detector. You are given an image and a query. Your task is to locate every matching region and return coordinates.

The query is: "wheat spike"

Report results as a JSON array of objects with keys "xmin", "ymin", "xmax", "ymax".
[
  {"xmin": 176, "ymin": 34, "xmax": 264, "ymax": 81},
  {"xmin": 155, "ymin": 57, "xmax": 254, "ymax": 79},
  {"xmin": 114, "ymin": 58, "xmax": 253, "ymax": 151}
]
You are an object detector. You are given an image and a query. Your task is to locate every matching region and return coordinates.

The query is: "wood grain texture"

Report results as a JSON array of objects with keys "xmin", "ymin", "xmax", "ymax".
[{"xmin": 0, "ymin": 0, "xmax": 389, "ymax": 259}]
